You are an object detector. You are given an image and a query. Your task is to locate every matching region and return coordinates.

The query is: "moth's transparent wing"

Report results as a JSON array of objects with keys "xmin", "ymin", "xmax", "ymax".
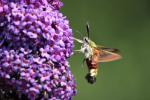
[
  {"xmin": 98, "ymin": 49, "xmax": 121, "ymax": 62},
  {"xmin": 100, "ymin": 47, "xmax": 120, "ymax": 53}
]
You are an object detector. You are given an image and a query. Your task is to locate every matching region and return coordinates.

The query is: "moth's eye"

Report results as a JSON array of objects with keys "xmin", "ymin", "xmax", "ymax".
[{"xmin": 84, "ymin": 37, "xmax": 89, "ymax": 43}]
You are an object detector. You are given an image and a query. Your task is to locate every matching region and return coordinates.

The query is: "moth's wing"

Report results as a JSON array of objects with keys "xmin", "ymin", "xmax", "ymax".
[
  {"xmin": 97, "ymin": 45, "xmax": 120, "ymax": 53},
  {"xmin": 98, "ymin": 49, "xmax": 121, "ymax": 62},
  {"xmin": 73, "ymin": 37, "xmax": 83, "ymax": 43},
  {"xmin": 100, "ymin": 47, "xmax": 120, "ymax": 53}
]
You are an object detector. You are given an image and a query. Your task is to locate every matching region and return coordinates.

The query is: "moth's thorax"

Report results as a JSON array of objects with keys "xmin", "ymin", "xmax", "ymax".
[
  {"xmin": 89, "ymin": 40, "xmax": 97, "ymax": 48},
  {"xmin": 80, "ymin": 42, "xmax": 93, "ymax": 59},
  {"xmin": 80, "ymin": 37, "xmax": 97, "ymax": 59}
]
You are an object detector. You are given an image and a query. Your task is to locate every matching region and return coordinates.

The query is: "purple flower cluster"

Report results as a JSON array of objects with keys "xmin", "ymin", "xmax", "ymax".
[
  {"xmin": 0, "ymin": 0, "xmax": 63, "ymax": 10},
  {"xmin": 0, "ymin": 0, "xmax": 76, "ymax": 100}
]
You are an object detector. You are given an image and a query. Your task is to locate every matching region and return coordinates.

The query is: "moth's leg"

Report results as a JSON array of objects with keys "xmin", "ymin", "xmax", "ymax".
[
  {"xmin": 82, "ymin": 58, "xmax": 86, "ymax": 67},
  {"xmin": 74, "ymin": 49, "xmax": 82, "ymax": 53},
  {"xmin": 74, "ymin": 46, "xmax": 85, "ymax": 53}
]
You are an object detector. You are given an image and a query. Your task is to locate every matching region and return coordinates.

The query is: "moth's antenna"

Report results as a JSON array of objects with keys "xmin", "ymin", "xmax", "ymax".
[{"xmin": 86, "ymin": 22, "xmax": 90, "ymax": 38}]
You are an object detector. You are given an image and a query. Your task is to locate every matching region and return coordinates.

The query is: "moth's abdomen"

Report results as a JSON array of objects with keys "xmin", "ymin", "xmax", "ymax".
[{"xmin": 85, "ymin": 59, "xmax": 98, "ymax": 84}]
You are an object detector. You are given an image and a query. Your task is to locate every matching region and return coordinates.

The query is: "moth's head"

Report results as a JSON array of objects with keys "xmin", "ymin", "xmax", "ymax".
[
  {"xmin": 83, "ymin": 37, "xmax": 97, "ymax": 48},
  {"xmin": 83, "ymin": 37, "xmax": 90, "ymax": 44}
]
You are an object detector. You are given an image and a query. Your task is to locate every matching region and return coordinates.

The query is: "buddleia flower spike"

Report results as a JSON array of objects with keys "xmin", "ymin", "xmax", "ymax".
[{"xmin": 0, "ymin": 0, "xmax": 76, "ymax": 99}]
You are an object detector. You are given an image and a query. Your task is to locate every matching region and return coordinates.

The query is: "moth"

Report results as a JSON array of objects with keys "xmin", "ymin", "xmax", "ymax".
[{"xmin": 74, "ymin": 23, "xmax": 121, "ymax": 84}]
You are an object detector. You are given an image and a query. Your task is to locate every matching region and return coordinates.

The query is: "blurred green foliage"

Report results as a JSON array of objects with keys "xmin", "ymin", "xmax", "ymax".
[{"xmin": 61, "ymin": 0, "xmax": 150, "ymax": 100}]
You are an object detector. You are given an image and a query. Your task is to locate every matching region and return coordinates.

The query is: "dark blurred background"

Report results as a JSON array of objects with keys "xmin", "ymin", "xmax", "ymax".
[{"xmin": 61, "ymin": 0, "xmax": 150, "ymax": 100}]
